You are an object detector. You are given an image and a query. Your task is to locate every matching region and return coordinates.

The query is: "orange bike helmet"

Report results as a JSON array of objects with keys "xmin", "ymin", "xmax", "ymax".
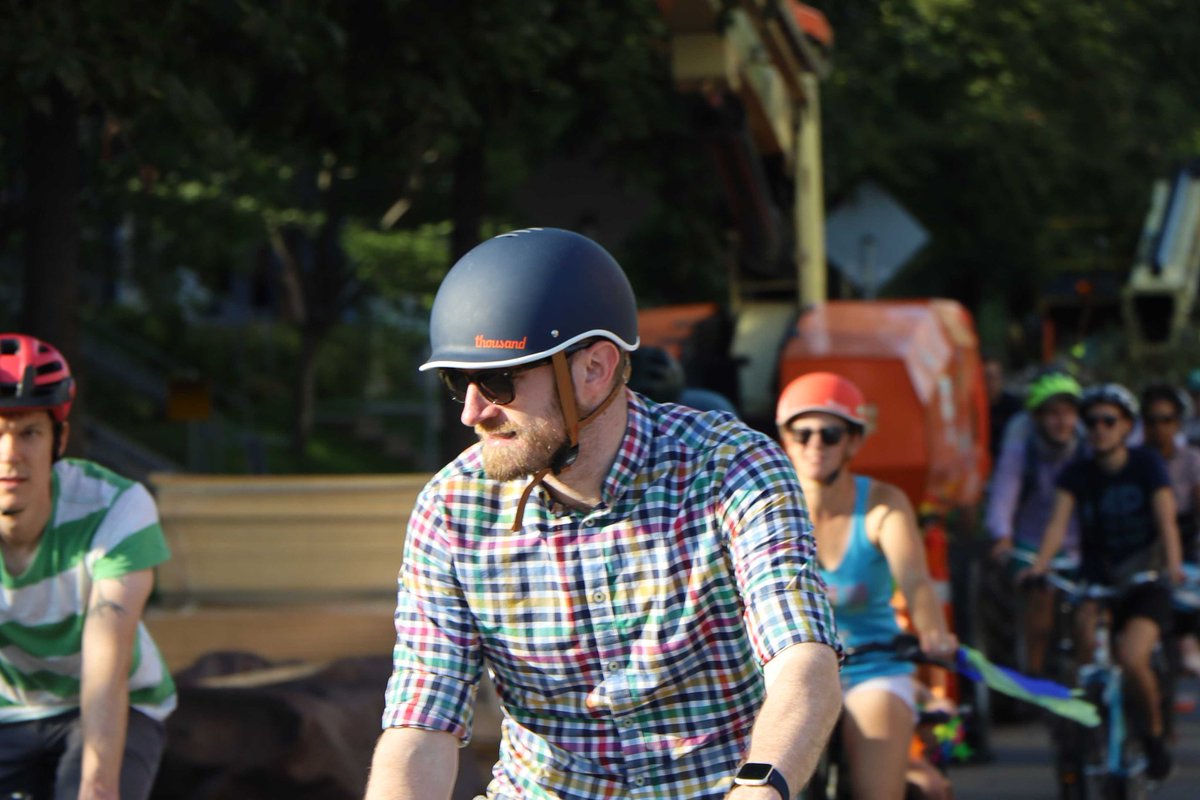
[
  {"xmin": 776, "ymin": 371, "xmax": 867, "ymax": 430},
  {"xmin": 0, "ymin": 334, "xmax": 75, "ymax": 422}
]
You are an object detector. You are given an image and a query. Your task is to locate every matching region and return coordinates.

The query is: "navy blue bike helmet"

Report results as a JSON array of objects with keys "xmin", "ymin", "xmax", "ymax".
[
  {"xmin": 420, "ymin": 227, "xmax": 639, "ymax": 371},
  {"xmin": 423, "ymin": 228, "xmax": 641, "ymax": 528}
]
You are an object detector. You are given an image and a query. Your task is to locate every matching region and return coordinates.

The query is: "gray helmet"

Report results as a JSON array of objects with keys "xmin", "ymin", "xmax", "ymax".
[
  {"xmin": 628, "ymin": 346, "xmax": 685, "ymax": 403},
  {"xmin": 420, "ymin": 228, "xmax": 639, "ymax": 371},
  {"xmin": 1081, "ymin": 382, "xmax": 1139, "ymax": 419}
]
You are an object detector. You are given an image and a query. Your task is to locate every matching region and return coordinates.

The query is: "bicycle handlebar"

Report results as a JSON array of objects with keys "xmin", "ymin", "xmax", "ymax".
[
  {"xmin": 1032, "ymin": 567, "xmax": 1163, "ymax": 604},
  {"xmin": 1006, "ymin": 541, "xmax": 1200, "ymax": 609},
  {"xmin": 1006, "ymin": 549, "xmax": 1080, "ymax": 573},
  {"xmin": 843, "ymin": 633, "xmax": 956, "ymax": 672}
]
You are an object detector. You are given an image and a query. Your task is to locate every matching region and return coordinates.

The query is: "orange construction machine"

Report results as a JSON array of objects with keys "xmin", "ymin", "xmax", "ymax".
[{"xmin": 778, "ymin": 298, "xmax": 991, "ymax": 511}]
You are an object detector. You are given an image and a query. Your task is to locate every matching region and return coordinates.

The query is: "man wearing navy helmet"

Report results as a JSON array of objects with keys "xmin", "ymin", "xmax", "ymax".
[{"xmin": 366, "ymin": 228, "xmax": 841, "ymax": 800}]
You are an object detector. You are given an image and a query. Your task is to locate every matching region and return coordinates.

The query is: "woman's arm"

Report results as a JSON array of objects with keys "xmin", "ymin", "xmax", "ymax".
[
  {"xmin": 872, "ymin": 483, "xmax": 956, "ymax": 658},
  {"xmin": 1027, "ymin": 489, "xmax": 1075, "ymax": 575}
]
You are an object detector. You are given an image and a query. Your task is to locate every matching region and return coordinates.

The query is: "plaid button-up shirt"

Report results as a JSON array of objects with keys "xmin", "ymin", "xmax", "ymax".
[{"xmin": 383, "ymin": 391, "xmax": 839, "ymax": 799}]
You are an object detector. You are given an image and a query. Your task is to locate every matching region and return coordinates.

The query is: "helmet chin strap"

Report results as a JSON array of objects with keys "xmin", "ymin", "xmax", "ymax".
[{"xmin": 510, "ymin": 349, "xmax": 625, "ymax": 531}]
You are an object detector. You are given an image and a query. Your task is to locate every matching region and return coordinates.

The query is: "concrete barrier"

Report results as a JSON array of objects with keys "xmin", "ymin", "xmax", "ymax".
[{"xmin": 144, "ymin": 473, "xmax": 428, "ymax": 671}]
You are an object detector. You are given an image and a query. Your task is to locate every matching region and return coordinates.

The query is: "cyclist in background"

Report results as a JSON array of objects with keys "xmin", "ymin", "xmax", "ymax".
[
  {"xmin": 985, "ymin": 370, "xmax": 1084, "ymax": 676},
  {"xmin": 983, "ymin": 355, "xmax": 1023, "ymax": 465},
  {"xmin": 1183, "ymin": 368, "xmax": 1200, "ymax": 447},
  {"xmin": 1140, "ymin": 383, "xmax": 1200, "ymax": 677},
  {"xmin": 627, "ymin": 345, "xmax": 741, "ymax": 417},
  {"xmin": 777, "ymin": 372, "xmax": 957, "ymax": 800},
  {"xmin": 1022, "ymin": 383, "xmax": 1184, "ymax": 781},
  {"xmin": 0, "ymin": 334, "xmax": 176, "ymax": 799}
]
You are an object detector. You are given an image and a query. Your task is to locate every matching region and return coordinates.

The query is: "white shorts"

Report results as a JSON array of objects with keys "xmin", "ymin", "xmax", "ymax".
[{"xmin": 843, "ymin": 672, "xmax": 918, "ymax": 720}]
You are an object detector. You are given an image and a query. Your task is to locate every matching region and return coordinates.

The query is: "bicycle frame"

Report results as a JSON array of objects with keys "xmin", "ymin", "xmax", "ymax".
[
  {"xmin": 801, "ymin": 635, "xmax": 957, "ymax": 800},
  {"xmin": 1042, "ymin": 569, "xmax": 1153, "ymax": 798}
]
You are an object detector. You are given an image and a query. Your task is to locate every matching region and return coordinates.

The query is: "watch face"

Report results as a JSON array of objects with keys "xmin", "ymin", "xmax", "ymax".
[{"xmin": 737, "ymin": 763, "xmax": 774, "ymax": 782}]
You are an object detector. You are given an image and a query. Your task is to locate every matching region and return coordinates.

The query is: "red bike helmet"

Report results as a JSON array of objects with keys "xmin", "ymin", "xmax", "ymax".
[
  {"xmin": 776, "ymin": 371, "xmax": 868, "ymax": 431},
  {"xmin": 0, "ymin": 334, "xmax": 75, "ymax": 422}
]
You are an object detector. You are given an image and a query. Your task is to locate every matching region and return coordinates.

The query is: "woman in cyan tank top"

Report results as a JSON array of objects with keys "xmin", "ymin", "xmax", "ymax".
[{"xmin": 777, "ymin": 373, "xmax": 958, "ymax": 800}]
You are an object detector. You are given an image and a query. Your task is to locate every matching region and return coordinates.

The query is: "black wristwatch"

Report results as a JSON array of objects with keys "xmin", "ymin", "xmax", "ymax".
[{"xmin": 733, "ymin": 762, "xmax": 790, "ymax": 799}]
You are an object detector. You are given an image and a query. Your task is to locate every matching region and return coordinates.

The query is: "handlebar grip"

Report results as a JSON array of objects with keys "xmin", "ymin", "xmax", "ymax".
[{"xmin": 843, "ymin": 634, "xmax": 956, "ymax": 671}]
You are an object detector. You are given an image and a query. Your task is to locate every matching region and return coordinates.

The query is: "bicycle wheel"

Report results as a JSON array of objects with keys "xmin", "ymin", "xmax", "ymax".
[
  {"xmin": 1052, "ymin": 718, "xmax": 1090, "ymax": 800},
  {"xmin": 1099, "ymin": 771, "xmax": 1150, "ymax": 800},
  {"xmin": 976, "ymin": 559, "xmax": 1026, "ymax": 722}
]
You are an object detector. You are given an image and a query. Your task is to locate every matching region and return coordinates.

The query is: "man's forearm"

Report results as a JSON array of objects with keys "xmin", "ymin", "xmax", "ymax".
[
  {"xmin": 364, "ymin": 726, "xmax": 460, "ymax": 800},
  {"xmin": 79, "ymin": 615, "xmax": 133, "ymax": 798},
  {"xmin": 732, "ymin": 642, "xmax": 841, "ymax": 797},
  {"xmin": 79, "ymin": 678, "xmax": 128, "ymax": 798}
]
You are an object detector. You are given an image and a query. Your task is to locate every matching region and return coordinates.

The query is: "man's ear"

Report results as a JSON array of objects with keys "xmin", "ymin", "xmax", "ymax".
[
  {"xmin": 56, "ymin": 421, "xmax": 70, "ymax": 458},
  {"xmin": 577, "ymin": 341, "xmax": 621, "ymax": 391}
]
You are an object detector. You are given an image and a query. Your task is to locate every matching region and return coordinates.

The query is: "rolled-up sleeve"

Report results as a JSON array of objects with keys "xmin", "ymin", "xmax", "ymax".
[
  {"xmin": 382, "ymin": 484, "xmax": 484, "ymax": 743},
  {"xmin": 720, "ymin": 440, "xmax": 841, "ymax": 665}
]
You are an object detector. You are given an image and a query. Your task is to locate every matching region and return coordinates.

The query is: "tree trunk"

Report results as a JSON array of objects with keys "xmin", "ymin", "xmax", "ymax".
[
  {"xmin": 21, "ymin": 80, "xmax": 81, "ymax": 367},
  {"xmin": 450, "ymin": 138, "xmax": 486, "ymax": 261},
  {"xmin": 291, "ymin": 326, "xmax": 319, "ymax": 463},
  {"xmin": 22, "ymin": 81, "xmax": 83, "ymax": 454},
  {"xmin": 287, "ymin": 209, "xmax": 348, "ymax": 464}
]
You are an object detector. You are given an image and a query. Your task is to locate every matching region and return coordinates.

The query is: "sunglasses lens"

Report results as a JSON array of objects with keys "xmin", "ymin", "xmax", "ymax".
[
  {"xmin": 439, "ymin": 370, "xmax": 470, "ymax": 403},
  {"xmin": 820, "ymin": 427, "xmax": 846, "ymax": 446},
  {"xmin": 1086, "ymin": 415, "xmax": 1118, "ymax": 429},
  {"xmin": 476, "ymin": 373, "xmax": 515, "ymax": 405},
  {"xmin": 789, "ymin": 426, "xmax": 848, "ymax": 446},
  {"xmin": 438, "ymin": 369, "xmax": 516, "ymax": 405}
]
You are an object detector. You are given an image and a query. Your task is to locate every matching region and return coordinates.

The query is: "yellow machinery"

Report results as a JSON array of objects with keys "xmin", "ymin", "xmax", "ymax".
[{"xmin": 1122, "ymin": 162, "xmax": 1200, "ymax": 354}]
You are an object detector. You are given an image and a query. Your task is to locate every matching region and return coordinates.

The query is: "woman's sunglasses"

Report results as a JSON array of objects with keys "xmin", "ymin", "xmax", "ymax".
[
  {"xmin": 438, "ymin": 362, "xmax": 542, "ymax": 406},
  {"xmin": 785, "ymin": 425, "xmax": 848, "ymax": 447}
]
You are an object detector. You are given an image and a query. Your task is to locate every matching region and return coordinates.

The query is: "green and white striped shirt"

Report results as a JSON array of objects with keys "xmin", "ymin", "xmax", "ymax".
[{"xmin": 0, "ymin": 459, "xmax": 176, "ymax": 722}]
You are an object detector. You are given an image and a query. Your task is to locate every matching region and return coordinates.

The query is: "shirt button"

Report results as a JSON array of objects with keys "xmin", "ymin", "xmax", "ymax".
[
  {"xmin": 618, "ymin": 717, "xmax": 634, "ymax": 728},
  {"xmin": 605, "ymin": 661, "xmax": 621, "ymax": 673},
  {"xmin": 632, "ymin": 776, "xmax": 646, "ymax": 787},
  {"xmin": 592, "ymin": 590, "xmax": 608, "ymax": 603}
]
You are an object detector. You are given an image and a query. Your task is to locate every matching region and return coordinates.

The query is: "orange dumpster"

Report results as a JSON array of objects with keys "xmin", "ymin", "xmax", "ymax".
[{"xmin": 777, "ymin": 299, "xmax": 989, "ymax": 510}]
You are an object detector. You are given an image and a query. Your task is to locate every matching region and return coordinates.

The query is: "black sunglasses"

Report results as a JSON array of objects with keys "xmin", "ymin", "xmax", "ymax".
[
  {"xmin": 438, "ymin": 362, "xmax": 544, "ymax": 406},
  {"xmin": 437, "ymin": 340, "xmax": 599, "ymax": 406},
  {"xmin": 785, "ymin": 425, "xmax": 848, "ymax": 447},
  {"xmin": 1084, "ymin": 414, "xmax": 1120, "ymax": 429},
  {"xmin": 1145, "ymin": 413, "xmax": 1179, "ymax": 425}
]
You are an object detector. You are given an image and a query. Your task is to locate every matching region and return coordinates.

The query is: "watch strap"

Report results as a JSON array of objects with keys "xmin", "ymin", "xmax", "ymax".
[{"xmin": 734, "ymin": 762, "xmax": 790, "ymax": 799}]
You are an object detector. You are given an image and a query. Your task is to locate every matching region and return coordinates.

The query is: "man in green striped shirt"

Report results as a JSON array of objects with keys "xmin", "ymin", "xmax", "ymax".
[{"xmin": 0, "ymin": 334, "xmax": 175, "ymax": 800}]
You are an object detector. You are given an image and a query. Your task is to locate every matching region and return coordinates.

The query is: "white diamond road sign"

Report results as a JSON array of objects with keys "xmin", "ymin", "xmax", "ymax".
[{"xmin": 825, "ymin": 180, "xmax": 929, "ymax": 296}]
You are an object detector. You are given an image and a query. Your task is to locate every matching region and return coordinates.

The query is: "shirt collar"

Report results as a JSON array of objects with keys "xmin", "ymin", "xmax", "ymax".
[{"xmin": 596, "ymin": 390, "xmax": 653, "ymax": 507}]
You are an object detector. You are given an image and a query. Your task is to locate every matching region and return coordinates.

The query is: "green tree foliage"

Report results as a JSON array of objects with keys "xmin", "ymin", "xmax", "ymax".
[
  {"xmin": 820, "ymin": 0, "xmax": 1200, "ymax": 352},
  {"xmin": 0, "ymin": 0, "xmax": 716, "ymax": 467}
]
